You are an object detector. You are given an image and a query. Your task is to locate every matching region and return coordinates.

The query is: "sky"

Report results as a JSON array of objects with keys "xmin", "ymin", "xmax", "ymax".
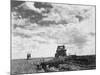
[{"xmin": 11, "ymin": 1, "xmax": 95, "ymax": 59}]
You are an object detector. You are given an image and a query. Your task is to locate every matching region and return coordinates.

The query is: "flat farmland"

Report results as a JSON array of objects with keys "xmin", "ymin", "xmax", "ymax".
[
  {"xmin": 11, "ymin": 57, "xmax": 53, "ymax": 74},
  {"xmin": 11, "ymin": 55, "xmax": 96, "ymax": 75}
]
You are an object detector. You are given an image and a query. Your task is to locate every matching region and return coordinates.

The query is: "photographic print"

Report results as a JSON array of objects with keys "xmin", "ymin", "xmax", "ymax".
[{"xmin": 11, "ymin": 0, "xmax": 96, "ymax": 74}]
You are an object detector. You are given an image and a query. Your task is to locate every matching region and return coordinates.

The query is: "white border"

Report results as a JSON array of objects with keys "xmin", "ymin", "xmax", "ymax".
[{"xmin": 0, "ymin": 0, "xmax": 99, "ymax": 75}]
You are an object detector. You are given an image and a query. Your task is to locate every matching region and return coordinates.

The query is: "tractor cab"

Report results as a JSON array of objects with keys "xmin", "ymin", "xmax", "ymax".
[{"xmin": 55, "ymin": 45, "xmax": 67, "ymax": 57}]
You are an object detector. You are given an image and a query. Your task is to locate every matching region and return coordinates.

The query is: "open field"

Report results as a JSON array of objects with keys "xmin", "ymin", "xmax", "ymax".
[{"xmin": 11, "ymin": 55, "xmax": 96, "ymax": 75}]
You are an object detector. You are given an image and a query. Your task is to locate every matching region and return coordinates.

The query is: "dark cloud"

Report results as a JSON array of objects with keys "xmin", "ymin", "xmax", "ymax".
[
  {"xmin": 58, "ymin": 20, "xmax": 68, "ymax": 24},
  {"xmin": 75, "ymin": 15, "xmax": 84, "ymax": 22},
  {"xmin": 15, "ymin": 7, "xmax": 43, "ymax": 19},
  {"xmin": 12, "ymin": 1, "xmax": 92, "ymax": 28},
  {"xmin": 37, "ymin": 19, "xmax": 68, "ymax": 26},
  {"xmin": 37, "ymin": 20, "xmax": 57, "ymax": 26},
  {"xmin": 13, "ymin": 24, "xmax": 26, "ymax": 29},
  {"xmin": 12, "ymin": 1, "xmax": 70, "ymax": 27},
  {"xmin": 29, "ymin": 14, "xmax": 47, "ymax": 23},
  {"xmin": 12, "ymin": 3, "xmax": 49, "ymax": 24},
  {"xmin": 89, "ymin": 32, "xmax": 95, "ymax": 36},
  {"xmin": 11, "ymin": 0, "xmax": 25, "ymax": 11},
  {"xmin": 13, "ymin": 32, "xmax": 32, "ymax": 38},
  {"xmin": 34, "ymin": 2, "xmax": 53, "ymax": 9}
]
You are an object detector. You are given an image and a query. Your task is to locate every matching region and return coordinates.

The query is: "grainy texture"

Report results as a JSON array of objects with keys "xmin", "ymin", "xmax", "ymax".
[
  {"xmin": 11, "ymin": 0, "xmax": 96, "ymax": 74},
  {"xmin": 11, "ymin": 55, "xmax": 96, "ymax": 74}
]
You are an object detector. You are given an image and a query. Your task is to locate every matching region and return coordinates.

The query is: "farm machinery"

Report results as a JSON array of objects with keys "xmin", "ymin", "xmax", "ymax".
[{"xmin": 33, "ymin": 45, "xmax": 70, "ymax": 72}]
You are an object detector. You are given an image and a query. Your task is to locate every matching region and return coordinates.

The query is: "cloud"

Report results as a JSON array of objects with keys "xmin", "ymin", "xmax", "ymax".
[
  {"xmin": 13, "ymin": 32, "xmax": 32, "ymax": 38},
  {"xmin": 12, "ymin": 1, "xmax": 93, "ymax": 28},
  {"xmin": 69, "ymin": 29, "xmax": 88, "ymax": 49},
  {"xmin": 11, "ymin": 1, "xmax": 53, "ymax": 23},
  {"xmin": 34, "ymin": 2, "xmax": 53, "ymax": 9},
  {"xmin": 11, "ymin": 1, "xmax": 95, "ymax": 59},
  {"xmin": 37, "ymin": 20, "xmax": 57, "ymax": 26},
  {"xmin": 89, "ymin": 32, "xmax": 95, "ymax": 36},
  {"xmin": 11, "ymin": 0, "xmax": 25, "ymax": 10},
  {"xmin": 38, "ymin": 3, "xmax": 92, "ymax": 26},
  {"xmin": 12, "ymin": 2, "xmax": 47, "ymax": 25},
  {"xmin": 12, "ymin": 36, "xmax": 39, "ymax": 52},
  {"xmin": 49, "ymin": 26, "xmax": 88, "ymax": 49},
  {"xmin": 29, "ymin": 25, "xmax": 88, "ymax": 49}
]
